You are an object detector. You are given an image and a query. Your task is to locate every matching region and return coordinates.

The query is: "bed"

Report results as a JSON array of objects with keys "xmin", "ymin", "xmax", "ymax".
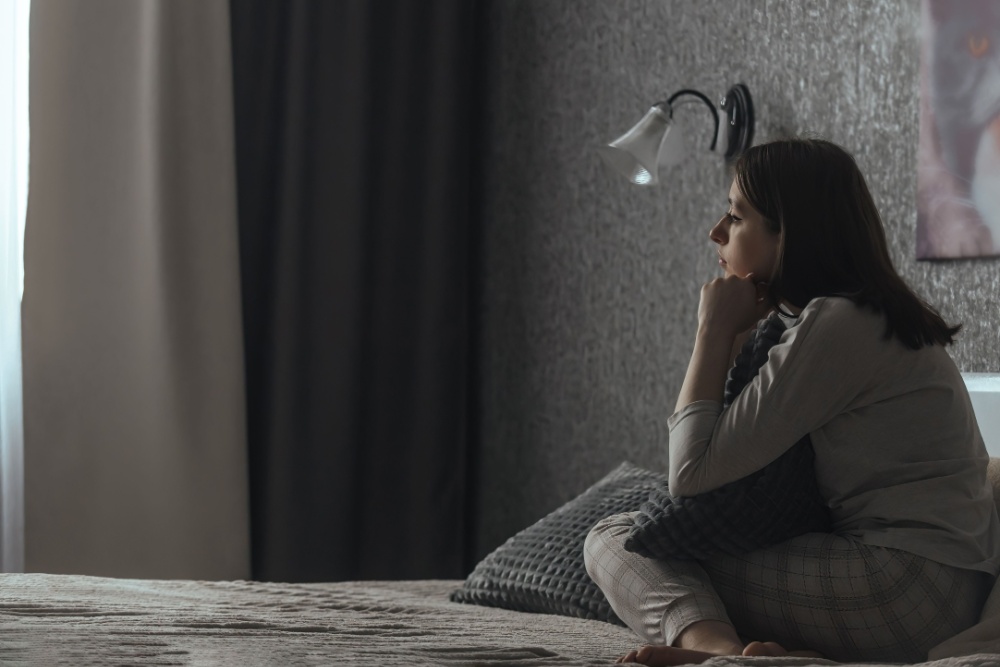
[
  {"xmin": 2, "ymin": 447, "xmax": 998, "ymax": 665},
  {"xmin": 0, "ymin": 567, "xmax": 997, "ymax": 666},
  {"xmin": 1, "ymin": 459, "xmax": 998, "ymax": 667}
]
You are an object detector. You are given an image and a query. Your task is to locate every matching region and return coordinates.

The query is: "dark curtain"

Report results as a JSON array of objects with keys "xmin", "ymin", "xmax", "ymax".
[{"xmin": 229, "ymin": 0, "xmax": 487, "ymax": 581}]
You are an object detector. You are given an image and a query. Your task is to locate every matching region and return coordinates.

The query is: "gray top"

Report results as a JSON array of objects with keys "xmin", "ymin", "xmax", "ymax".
[{"xmin": 668, "ymin": 296, "xmax": 1000, "ymax": 575}]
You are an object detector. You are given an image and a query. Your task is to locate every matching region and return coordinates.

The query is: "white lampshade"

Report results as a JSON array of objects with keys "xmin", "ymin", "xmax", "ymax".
[
  {"xmin": 599, "ymin": 84, "xmax": 754, "ymax": 186},
  {"xmin": 598, "ymin": 104, "xmax": 684, "ymax": 186}
]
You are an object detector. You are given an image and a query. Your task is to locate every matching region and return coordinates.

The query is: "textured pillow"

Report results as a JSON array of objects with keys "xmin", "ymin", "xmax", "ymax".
[
  {"xmin": 623, "ymin": 313, "xmax": 831, "ymax": 561},
  {"xmin": 450, "ymin": 461, "xmax": 668, "ymax": 625}
]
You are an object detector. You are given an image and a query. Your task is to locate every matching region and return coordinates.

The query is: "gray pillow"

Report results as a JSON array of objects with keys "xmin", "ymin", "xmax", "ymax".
[{"xmin": 450, "ymin": 461, "xmax": 667, "ymax": 625}]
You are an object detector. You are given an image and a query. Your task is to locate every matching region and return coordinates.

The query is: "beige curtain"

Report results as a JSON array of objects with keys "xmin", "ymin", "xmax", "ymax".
[{"xmin": 22, "ymin": 0, "xmax": 249, "ymax": 579}]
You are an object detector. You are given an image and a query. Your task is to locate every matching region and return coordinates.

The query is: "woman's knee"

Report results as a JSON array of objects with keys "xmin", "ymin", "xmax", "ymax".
[{"xmin": 583, "ymin": 512, "xmax": 636, "ymax": 583}]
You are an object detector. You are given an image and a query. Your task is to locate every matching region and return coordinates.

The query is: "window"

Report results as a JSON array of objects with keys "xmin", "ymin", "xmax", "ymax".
[{"xmin": 0, "ymin": 0, "xmax": 30, "ymax": 573}]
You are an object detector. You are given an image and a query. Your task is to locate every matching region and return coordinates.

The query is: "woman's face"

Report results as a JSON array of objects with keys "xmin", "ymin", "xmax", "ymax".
[{"xmin": 709, "ymin": 180, "xmax": 780, "ymax": 281}]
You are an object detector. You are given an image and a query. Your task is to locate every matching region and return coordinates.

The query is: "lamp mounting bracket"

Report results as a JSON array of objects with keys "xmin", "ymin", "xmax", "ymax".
[{"xmin": 719, "ymin": 83, "xmax": 754, "ymax": 161}]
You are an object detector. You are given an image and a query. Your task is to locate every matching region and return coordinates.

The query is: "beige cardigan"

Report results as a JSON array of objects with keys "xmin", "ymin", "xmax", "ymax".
[{"xmin": 668, "ymin": 296, "xmax": 1000, "ymax": 575}]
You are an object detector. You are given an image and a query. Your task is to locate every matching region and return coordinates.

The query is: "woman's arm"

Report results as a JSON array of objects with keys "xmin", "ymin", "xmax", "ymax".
[
  {"xmin": 669, "ymin": 273, "xmax": 787, "ymax": 496},
  {"xmin": 674, "ymin": 328, "xmax": 736, "ymax": 412},
  {"xmin": 668, "ymin": 297, "xmax": 876, "ymax": 497}
]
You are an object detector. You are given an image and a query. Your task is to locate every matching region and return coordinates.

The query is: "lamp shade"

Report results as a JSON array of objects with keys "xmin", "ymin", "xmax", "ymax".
[
  {"xmin": 598, "ymin": 104, "xmax": 682, "ymax": 186},
  {"xmin": 600, "ymin": 84, "xmax": 754, "ymax": 186}
]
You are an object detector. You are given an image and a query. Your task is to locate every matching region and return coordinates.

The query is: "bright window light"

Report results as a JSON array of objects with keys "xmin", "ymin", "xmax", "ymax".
[{"xmin": 0, "ymin": 0, "xmax": 29, "ymax": 574}]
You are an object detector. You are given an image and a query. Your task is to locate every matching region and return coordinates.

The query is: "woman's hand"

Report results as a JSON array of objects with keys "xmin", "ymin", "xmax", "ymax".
[
  {"xmin": 674, "ymin": 273, "xmax": 770, "ymax": 413},
  {"xmin": 697, "ymin": 272, "xmax": 771, "ymax": 339}
]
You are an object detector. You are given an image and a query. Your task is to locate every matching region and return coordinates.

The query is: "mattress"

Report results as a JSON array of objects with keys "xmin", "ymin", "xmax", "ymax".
[{"xmin": 0, "ymin": 573, "xmax": 997, "ymax": 666}]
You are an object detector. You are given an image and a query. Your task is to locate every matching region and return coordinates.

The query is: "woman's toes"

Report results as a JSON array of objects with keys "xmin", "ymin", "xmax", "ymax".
[
  {"xmin": 743, "ymin": 641, "xmax": 825, "ymax": 659},
  {"xmin": 743, "ymin": 641, "xmax": 786, "ymax": 656}
]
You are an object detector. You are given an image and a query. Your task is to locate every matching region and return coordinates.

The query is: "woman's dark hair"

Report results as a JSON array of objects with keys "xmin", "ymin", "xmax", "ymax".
[{"xmin": 733, "ymin": 138, "xmax": 960, "ymax": 349}]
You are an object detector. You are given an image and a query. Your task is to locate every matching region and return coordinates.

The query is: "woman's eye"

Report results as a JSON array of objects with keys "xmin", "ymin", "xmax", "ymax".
[{"xmin": 727, "ymin": 212, "xmax": 741, "ymax": 222}]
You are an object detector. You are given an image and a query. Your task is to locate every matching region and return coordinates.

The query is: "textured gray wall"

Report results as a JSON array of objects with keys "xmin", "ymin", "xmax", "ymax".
[{"xmin": 474, "ymin": 0, "xmax": 1000, "ymax": 559}]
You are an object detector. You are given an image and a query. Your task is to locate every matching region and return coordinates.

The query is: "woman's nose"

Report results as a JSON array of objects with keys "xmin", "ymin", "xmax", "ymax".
[{"xmin": 709, "ymin": 218, "xmax": 727, "ymax": 244}]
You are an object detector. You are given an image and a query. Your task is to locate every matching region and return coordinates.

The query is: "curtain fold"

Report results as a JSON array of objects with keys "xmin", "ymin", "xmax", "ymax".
[
  {"xmin": 22, "ymin": 0, "xmax": 249, "ymax": 579},
  {"xmin": 230, "ymin": 0, "xmax": 486, "ymax": 581}
]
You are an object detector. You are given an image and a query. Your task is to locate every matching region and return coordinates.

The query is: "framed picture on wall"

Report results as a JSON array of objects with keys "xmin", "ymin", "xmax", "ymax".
[{"xmin": 917, "ymin": 0, "xmax": 1000, "ymax": 259}]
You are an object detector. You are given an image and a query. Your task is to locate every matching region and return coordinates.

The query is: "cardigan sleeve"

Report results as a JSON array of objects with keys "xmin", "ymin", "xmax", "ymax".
[{"xmin": 667, "ymin": 297, "xmax": 883, "ymax": 497}]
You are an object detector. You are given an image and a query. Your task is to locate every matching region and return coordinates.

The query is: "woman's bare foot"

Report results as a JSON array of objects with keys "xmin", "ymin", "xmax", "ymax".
[
  {"xmin": 743, "ymin": 641, "xmax": 824, "ymax": 658},
  {"xmin": 615, "ymin": 642, "xmax": 823, "ymax": 667},
  {"xmin": 613, "ymin": 622, "xmax": 823, "ymax": 666},
  {"xmin": 614, "ymin": 620, "xmax": 744, "ymax": 665},
  {"xmin": 614, "ymin": 641, "xmax": 824, "ymax": 665},
  {"xmin": 615, "ymin": 645, "xmax": 734, "ymax": 665}
]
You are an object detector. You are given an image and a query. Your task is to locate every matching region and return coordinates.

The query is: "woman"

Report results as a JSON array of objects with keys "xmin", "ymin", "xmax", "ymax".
[{"xmin": 584, "ymin": 138, "xmax": 999, "ymax": 665}]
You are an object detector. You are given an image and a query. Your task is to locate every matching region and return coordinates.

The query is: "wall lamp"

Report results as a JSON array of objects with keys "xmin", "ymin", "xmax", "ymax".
[{"xmin": 599, "ymin": 83, "xmax": 754, "ymax": 186}]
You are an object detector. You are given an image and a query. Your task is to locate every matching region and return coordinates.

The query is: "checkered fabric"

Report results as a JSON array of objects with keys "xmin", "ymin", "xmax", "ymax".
[{"xmin": 585, "ymin": 512, "xmax": 991, "ymax": 663}]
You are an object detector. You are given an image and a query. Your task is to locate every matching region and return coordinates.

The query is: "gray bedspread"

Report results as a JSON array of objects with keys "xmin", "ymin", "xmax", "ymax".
[{"xmin": 0, "ymin": 573, "xmax": 996, "ymax": 666}]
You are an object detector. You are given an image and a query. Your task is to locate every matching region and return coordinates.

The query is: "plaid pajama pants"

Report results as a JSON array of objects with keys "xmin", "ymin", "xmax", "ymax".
[{"xmin": 584, "ymin": 512, "xmax": 993, "ymax": 663}]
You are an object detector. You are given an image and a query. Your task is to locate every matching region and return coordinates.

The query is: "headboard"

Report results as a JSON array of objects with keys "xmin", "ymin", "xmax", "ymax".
[{"xmin": 964, "ymin": 373, "xmax": 1000, "ymax": 457}]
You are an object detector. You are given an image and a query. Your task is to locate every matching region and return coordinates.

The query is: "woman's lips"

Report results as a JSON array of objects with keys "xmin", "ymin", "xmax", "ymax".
[{"xmin": 718, "ymin": 256, "xmax": 727, "ymax": 267}]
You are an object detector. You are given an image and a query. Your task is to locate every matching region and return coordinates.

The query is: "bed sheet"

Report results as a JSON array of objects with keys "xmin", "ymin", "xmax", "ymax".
[{"xmin": 0, "ymin": 573, "xmax": 996, "ymax": 666}]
